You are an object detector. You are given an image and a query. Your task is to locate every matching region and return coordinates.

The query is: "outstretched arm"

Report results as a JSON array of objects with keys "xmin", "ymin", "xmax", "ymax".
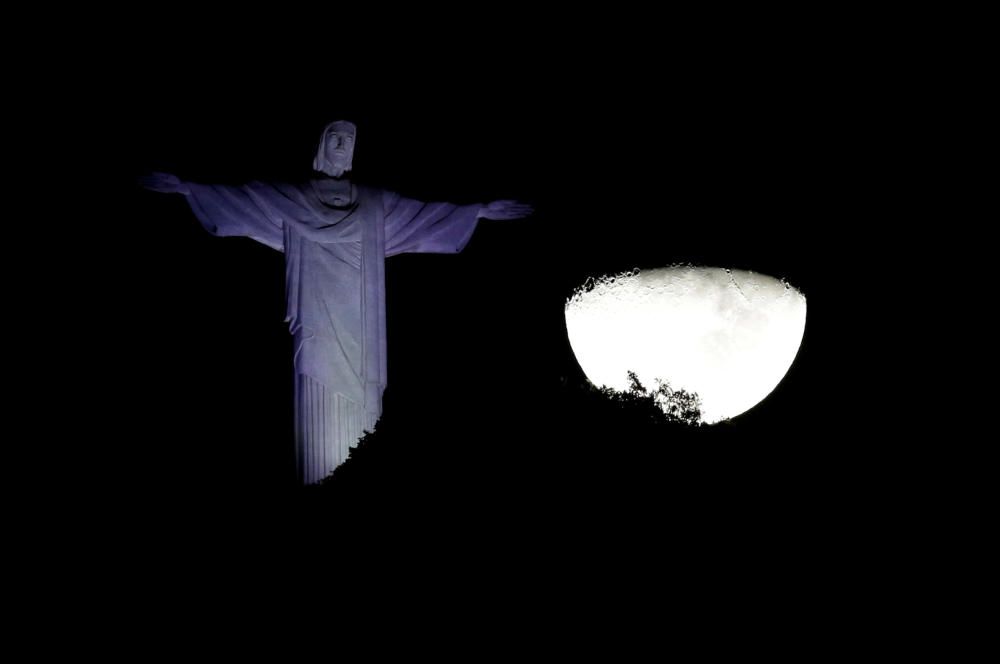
[
  {"xmin": 140, "ymin": 172, "xmax": 284, "ymax": 251},
  {"xmin": 139, "ymin": 171, "xmax": 190, "ymax": 195},
  {"xmin": 384, "ymin": 192, "xmax": 533, "ymax": 257},
  {"xmin": 476, "ymin": 199, "xmax": 534, "ymax": 221}
]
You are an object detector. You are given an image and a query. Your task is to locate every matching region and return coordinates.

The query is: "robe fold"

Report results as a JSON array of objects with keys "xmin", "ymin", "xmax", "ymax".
[{"xmin": 183, "ymin": 180, "xmax": 481, "ymax": 483}]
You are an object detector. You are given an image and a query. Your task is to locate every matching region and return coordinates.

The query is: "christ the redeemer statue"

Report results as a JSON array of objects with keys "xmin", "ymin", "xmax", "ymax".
[{"xmin": 142, "ymin": 120, "xmax": 532, "ymax": 484}]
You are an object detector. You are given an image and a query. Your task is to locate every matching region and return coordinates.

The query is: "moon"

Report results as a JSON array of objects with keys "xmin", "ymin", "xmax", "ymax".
[{"xmin": 564, "ymin": 266, "xmax": 806, "ymax": 424}]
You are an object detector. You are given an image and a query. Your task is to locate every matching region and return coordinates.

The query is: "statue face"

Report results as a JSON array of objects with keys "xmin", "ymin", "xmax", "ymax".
[{"xmin": 320, "ymin": 121, "xmax": 356, "ymax": 176}]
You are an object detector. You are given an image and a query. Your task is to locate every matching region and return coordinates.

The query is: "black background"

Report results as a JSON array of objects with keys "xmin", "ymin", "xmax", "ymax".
[
  {"xmin": 10, "ymin": 10, "xmax": 948, "ymax": 636},
  {"xmin": 72, "ymin": 19, "xmax": 871, "ymax": 541}
]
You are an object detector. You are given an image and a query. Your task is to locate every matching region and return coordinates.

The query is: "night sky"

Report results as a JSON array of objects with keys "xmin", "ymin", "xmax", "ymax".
[
  {"xmin": 14, "ymin": 14, "xmax": 928, "ymax": 624},
  {"xmin": 99, "ymin": 31, "xmax": 857, "ymax": 523}
]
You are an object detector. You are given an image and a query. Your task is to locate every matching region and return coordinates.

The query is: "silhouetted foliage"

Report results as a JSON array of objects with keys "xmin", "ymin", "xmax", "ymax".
[
  {"xmin": 310, "ymin": 369, "xmax": 707, "ymax": 508},
  {"xmin": 620, "ymin": 370, "xmax": 703, "ymax": 426}
]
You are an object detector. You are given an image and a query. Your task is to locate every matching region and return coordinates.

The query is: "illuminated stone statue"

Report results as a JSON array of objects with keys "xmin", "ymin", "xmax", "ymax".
[{"xmin": 141, "ymin": 121, "xmax": 532, "ymax": 483}]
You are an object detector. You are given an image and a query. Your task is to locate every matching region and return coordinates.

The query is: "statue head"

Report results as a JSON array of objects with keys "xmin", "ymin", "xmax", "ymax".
[{"xmin": 313, "ymin": 120, "xmax": 357, "ymax": 178}]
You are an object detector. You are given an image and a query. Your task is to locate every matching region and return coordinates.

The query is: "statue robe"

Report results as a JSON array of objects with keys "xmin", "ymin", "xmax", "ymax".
[{"xmin": 182, "ymin": 179, "xmax": 481, "ymax": 484}]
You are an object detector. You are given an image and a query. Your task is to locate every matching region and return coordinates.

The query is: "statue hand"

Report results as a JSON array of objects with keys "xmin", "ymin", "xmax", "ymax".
[
  {"xmin": 478, "ymin": 200, "xmax": 534, "ymax": 221},
  {"xmin": 138, "ymin": 172, "xmax": 190, "ymax": 195}
]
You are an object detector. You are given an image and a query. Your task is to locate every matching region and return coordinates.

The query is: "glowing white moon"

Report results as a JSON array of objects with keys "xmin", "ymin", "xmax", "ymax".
[{"xmin": 565, "ymin": 266, "xmax": 806, "ymax": 424}]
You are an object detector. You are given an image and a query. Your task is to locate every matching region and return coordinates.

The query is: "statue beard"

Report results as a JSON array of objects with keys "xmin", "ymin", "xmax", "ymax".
[
  {"xmin": 324, "ymin": 157, "xmax": 352, "ymax": 178},
  {"xmin": 314, "ymin": 149, "xmax": 354, "ymax": 178}
]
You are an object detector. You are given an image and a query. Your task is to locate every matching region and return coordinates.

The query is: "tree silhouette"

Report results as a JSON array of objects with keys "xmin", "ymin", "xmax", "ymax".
[
  {"xmin": 595, "ymin": 371, "xmax": 703, "ymax": 427},
  {"xmin": 315, "ymin": 370, "xmax": 703, "ymax": 488},
  {"xmin": 624, "ymin": 371, "xmax": 703, "ymax": 426}
]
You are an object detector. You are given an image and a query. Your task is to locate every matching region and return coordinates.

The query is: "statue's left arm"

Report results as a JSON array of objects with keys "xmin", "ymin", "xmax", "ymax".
[{"xmin": 383, "ymin": 191, "xmax": 533, "ymax": 257}]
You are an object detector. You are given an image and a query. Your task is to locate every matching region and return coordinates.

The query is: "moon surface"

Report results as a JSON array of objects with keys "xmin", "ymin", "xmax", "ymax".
[{"xmin": 565, "ymin": 266, "xmax": 806, "ymax": 424}]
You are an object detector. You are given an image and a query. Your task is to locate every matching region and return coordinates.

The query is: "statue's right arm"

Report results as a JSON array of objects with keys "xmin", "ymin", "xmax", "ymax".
[
  {"xmin": 138, "ymin": 172, "xmax": 191, "ymax": 195},
  {"xmin": 140, "ymin": 172, "xmax": 285, "ymax": 252}
]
